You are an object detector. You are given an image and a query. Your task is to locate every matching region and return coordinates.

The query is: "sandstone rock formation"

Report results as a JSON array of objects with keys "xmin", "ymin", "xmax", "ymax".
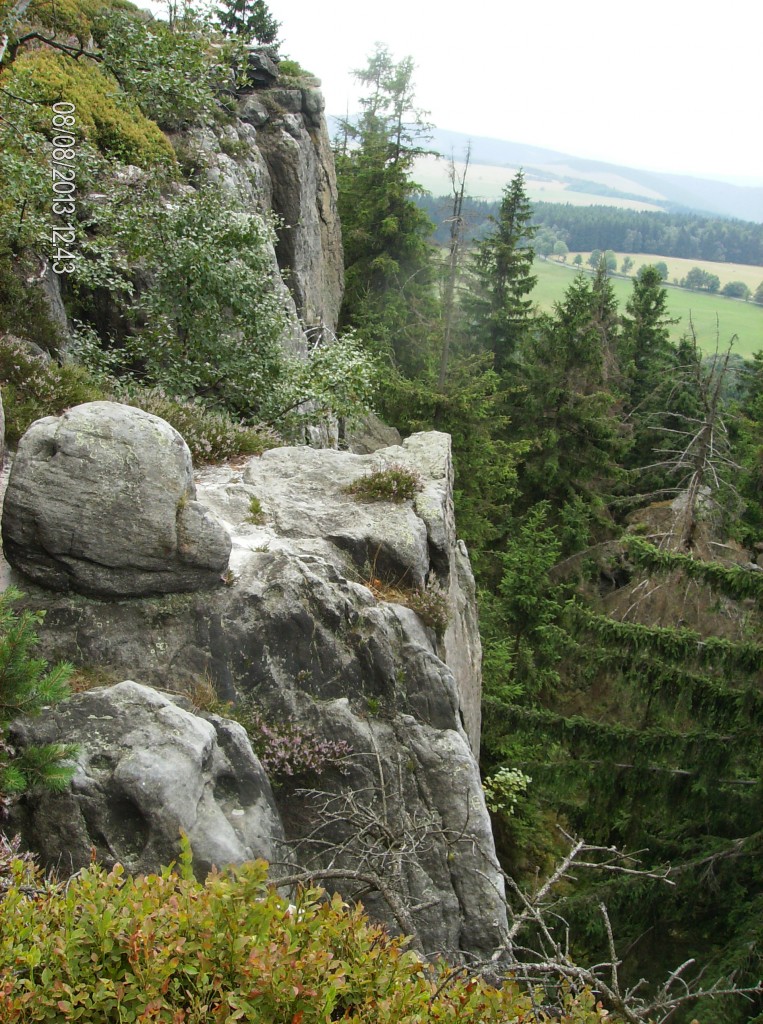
[
  {"xmin": 4, "ymin": 430, "xmax": 506, "ymax": 956},
  {"xmin": 9, "ymin": 680, "xmax": 284, "ymax": 876},
  {"xmin": 192, "ymin": 79, "xmax": 343, "ymax": 341},
  {"xmin": 1, "ymin": 402, "xmax": 231, "ymax": 597}
]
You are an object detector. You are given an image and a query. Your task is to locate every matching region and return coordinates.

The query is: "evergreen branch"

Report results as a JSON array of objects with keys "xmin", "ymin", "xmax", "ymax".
[{"xmin": 625, "ymin": 536, "xmax": 763, "ymax": 601}]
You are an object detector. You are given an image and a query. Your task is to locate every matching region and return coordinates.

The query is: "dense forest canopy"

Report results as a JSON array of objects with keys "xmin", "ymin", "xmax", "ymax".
[{"xmin": 417, "ymin": 194, "xmax": 763, "ymax": 265}]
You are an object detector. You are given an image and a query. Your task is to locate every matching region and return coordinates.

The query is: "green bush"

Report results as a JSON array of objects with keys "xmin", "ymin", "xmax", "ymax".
[
  {"xmin": 22, "ymin": 0, "xmax": 121, "ymax": 45},
  {"xmin": 0, "ymin": 337, "xmax": 107, "ymax": 445},
  {"xmin": 0, "ymin": 257, "xmax": 66, "ymax": 353},
  {"xmin": 0, "ymin": 337, "xmax": 280, "ymax": 462},
  {"xmin": 2, "ymin": 50, "xmax": 174, "ymax": 167},
  {"xmin": 0, "ymin": 588, "xmax": 75, "ymax": 817},
  {"xmin": 0, "ymin": 838, "xmax": 608, "ymax": 1023},
  {"xmin": 344, "ymin": 462, "xmax": 423, "ymax": 502}
]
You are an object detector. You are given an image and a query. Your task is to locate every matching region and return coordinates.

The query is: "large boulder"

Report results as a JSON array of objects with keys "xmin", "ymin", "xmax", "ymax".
[
  {"xmin": 1, "ymin": 402, "xmax": 231, "ymax": 597},
  {"xmin": 9, "ymin": 681, "xmax": 285, "ymax": 876}
]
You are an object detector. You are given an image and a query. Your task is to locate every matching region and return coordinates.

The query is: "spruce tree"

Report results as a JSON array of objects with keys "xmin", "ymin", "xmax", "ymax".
[
  {"xmin": 465, "ymin": 170, "xmax": 537, "ymax": 373},
  {"xmin": 215, "ymin": 0, "xmax": 279, "ymax": 43},
  {"xmin": 334, "ymin": 45, "xmax": 436, "ymax": 375},
  {"xmin": 512, "ymin": 273, "xmax": 625, "ymax": 514}
]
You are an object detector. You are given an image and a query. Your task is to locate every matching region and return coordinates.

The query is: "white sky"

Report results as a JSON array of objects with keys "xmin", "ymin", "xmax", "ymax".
[{"xmin": 271, "ymin": 0, "xmax": 762, "ymax": 185}]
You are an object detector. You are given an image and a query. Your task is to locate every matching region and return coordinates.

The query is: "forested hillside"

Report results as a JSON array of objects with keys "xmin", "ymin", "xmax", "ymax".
[
  {"xmin": 0, "ymin": 5, "xmax": 762, "ymax": 1021},
  {"xmin": 336, "ymin": 46, "xmax": 763, "ymax": 1024}
]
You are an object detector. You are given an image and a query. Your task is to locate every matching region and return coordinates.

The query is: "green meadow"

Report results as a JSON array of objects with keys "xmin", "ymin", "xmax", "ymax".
[{"xmin": 531, "ymin": 259, "xmax": 763, "ymax": 358}]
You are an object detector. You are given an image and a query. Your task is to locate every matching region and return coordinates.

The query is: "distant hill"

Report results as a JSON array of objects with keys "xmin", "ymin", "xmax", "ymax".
[
  {"xmin": 328, "ymin": 117, "xmax": 763, "ymax": 223},
  {"xmin": 425, "ymin": 128, "xmax": 763, "ymax": 223}
]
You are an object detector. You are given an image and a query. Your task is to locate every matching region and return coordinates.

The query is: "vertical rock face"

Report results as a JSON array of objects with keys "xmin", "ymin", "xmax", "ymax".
[
  {"xmin": 189, "ymin": 80, "xmax": 344, "ymax": 339},
  {"xmin": 4, "ymin": 430, "xmax": 505, "ymax": 957},
  {"xmin": 252, "ymin": 87, "xmax": 344, "ymax": 334}
]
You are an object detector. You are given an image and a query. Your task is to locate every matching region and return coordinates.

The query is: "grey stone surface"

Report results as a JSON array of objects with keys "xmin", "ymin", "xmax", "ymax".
[
  {"xmin": 243, "ymin": 47, "xmax": 279, "ymax": 86},
  {"xmin": 255, "ymin": 99, "xmax": 344, "ymax": 333},
  {"xmin": 5, "ymin": 432, "xmax": 501, "ymax": 956},
  {"xmin": 185, "ymin": 81, "xmax": 344, "ymax": 342},
  {"xmin": 1, "ymin": 402, "xmax": 231, "ymax": 596},
  {"xmin": 0, "ymin": 387, "xmax": 4, "ymax": 469},
  {"xmin": 301, "ymin": 87, "xmax": 324, "ymax": 127},
  {"xmin": 237, "ymin": 92, "xmax": 269, "ymax": 126},
  {"xmin": 9, "ymin": 680, "xmax": 285, "ymax": 876},
  {"xmin": 344, "ymin": 412, "xmax": 403, "ymax": 454},
  {"xmin": 265, "ymin": 88, "xmax": 303, "ymax": 113}
]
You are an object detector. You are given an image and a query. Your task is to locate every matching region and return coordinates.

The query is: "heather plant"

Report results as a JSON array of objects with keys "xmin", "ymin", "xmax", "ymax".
[
  {"xmin": 0, "ymin": 336, "xmax": 280, "ymax": 463},
  {"xmin": 118, "ymin": 387, "xmax": 280, "ymax": 464},
  {"xmin": 229, "ymin": 698, "xmax": 352, "ymax": 778},
  {"xmin": 0, "ymin": 336, "xmax": 106, "ymax": 446},
  {"xmin": 344, "ymin": 462, "xmax": 423, "ymax": 502},
  {"xmin": 404, "ymin": 579, "xmax": 450, "ymax": 636}
]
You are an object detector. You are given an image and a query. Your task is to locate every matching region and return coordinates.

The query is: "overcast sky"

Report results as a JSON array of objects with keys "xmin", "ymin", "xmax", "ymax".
[{"xmin": 271, "ymin": 0, "xmax": 761, "ymax": 186}]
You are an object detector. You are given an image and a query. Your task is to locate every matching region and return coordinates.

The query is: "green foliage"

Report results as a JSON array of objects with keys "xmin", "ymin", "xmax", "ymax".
[
  {"xmin": 2, "ymin": 50, "xmax": 174, "ymax": 166},
  {"xmin": 511, "ymin": 273, "xmax": 625, "ymax": 511},
  {"xmin": 0, "ymin": 588, "xmax": 76, "ymax": 814},
  {"xmin": 277, "ymin": 58, "xmax": 311, "ymax": 79},
  {"xmin": 682, "ymin": 266, "xmax": 721, "ymax": 292},
  {"xmin": 344, "ymin": 462, "xmax": 423, "ymax": 502},
  {"xmin": 721, "ymin": 280, "xmax": 750, "ymax": 299},
  {"xmin": 22, "ymin": 0, "xmax": 113, "ymax": 44},
  {"xmin": 335, "ymin": 45, "xmax": 437, "ymax": 375},
  {"xmin": 267, "ymin": 329, "xmax": 379, "ymax": 435},
  {"xmin": 480, "ymin": 503, "xmax": 573, "ymax": 705},
  {"xmin": 464, "ymin": 170, "xmax": 537, "ymax": 372},
  {"xmin": 0, "ymin": 845, "xmax": 605, "ymax": 1023},
  {"xmin": 625, "ymin": 535, "xmax": 763, "ymax": 601},
  {"xmin": 0, "ymin": 336, "xmax": 107, "ymax": 445},
  {"xmin": 246, "ymin": 495, "xmax": 265, "ymax": 524},
  {"xmin": 215, "ymin": 0, "xmax": 279, "ymax": 44},
  {"xmin": 619, "ymin": 265, "xmax": 677, "ymax": 403},
  {"xmin": 0, "ymin": 257, "xmax": 65, "ymax": 351},
  {"xmin": 98, "ymin": 10, "xmax": 227, "ymax": 131},
  {"xmin": 482, "ymin": 766, "xmax": 531, "ymax": 816},
  {"xmin": 0, "ymin": 335, "xmax": 280, "ymax": 462},
  {"xmin": 378, "ymin": 358, "xmax": 524, "ymax": 577},
  {"xmin": 74, "ymin": 177, "xmax": 289, "ymax": 419},
  {"xmin": 529, "ymin": 202, "xmax": 763, "ymax": 267}
]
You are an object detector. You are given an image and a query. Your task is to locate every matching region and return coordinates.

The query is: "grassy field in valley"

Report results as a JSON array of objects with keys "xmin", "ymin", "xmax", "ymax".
[{"xmin": 533, "ymin": 258, "xmax": 763, "ymax": 358}]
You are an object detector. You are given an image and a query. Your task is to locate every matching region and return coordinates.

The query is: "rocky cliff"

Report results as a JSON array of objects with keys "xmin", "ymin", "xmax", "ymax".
[
  {"xmin": 2, "ymin": 406, "xmax": 506, "ymax": 958},
  {"xmin": 172, "ymin": 71, "xmax": 344, "ymax": 344}
]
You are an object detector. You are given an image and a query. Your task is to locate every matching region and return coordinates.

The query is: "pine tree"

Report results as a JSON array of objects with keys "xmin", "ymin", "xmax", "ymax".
[{"xmin": 465, "ymin": 170, "xmax": 537, "ymax": 373}]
